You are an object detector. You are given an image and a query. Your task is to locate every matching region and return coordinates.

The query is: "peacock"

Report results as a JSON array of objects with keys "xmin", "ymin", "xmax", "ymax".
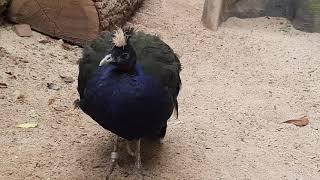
[{"xmin": 76, "ymin": 27, "xmax": 181, "ymax": 178}]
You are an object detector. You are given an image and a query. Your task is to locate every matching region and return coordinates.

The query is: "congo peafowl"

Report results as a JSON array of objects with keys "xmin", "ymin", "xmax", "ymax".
[{"xmin": 76, "ymin": 27, "xmax": 181, "ymax": 178}]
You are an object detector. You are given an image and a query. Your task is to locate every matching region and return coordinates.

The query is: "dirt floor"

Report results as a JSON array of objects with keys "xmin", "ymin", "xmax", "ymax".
[{"xmin": 1, "ymin": 0, "xmax": 320, "ymax": 179}]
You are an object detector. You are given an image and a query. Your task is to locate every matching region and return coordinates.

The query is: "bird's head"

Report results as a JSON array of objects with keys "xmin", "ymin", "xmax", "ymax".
[{"xmin": 99, "ymin": 28, "xmax": 137, "ymax": 72}]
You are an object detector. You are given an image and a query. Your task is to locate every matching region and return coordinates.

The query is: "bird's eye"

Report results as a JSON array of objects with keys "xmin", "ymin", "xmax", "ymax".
[{"xmin": 121, "ymin": 53, "xmax": 130, "ymax": 59}]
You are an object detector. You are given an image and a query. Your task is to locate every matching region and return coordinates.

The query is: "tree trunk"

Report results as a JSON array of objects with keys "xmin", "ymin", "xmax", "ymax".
[
  {"xmin": 7, "ymin": 0, "xmax": 143, "ymax": 46},
  {"xmin": 202, "ymin": 0, "xmax": 223, "ymax": 30}
]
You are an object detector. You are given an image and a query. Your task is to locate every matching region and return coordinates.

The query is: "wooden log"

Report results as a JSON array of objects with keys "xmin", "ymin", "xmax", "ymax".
[{"xmin": 7, "ymin": 0, "xmax": 143, "ymax": 46}]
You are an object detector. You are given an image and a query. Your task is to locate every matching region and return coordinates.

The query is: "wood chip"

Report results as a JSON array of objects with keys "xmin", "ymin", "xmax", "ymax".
[
  {"xmin": 48, "ymin": 98, "xmax": 55, "ymax": 105},
  {"xmin": 16, "ymin": 122, "xmax": 38, "ymax": 128},
  {"xmin": 283, "ymin": 116, "xmax": 309, "ymax": 127},
  {"xmin": 5, "ymin": 72, "xmax": 16, "ymax": 79},
  {"xmin": 19, "ymin": 59, "xmax": 29, "ymax": 63},
  {"xmin": 0, "ymin": 82, "xmax": 8, "ymax": 88}
]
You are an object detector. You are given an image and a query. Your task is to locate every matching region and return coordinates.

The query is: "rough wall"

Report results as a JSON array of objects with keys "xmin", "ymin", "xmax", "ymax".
[
  {"xmin": 203, "ymin": 0, "xmax": 320, "ymax": 33},
  {"xmin": 223, "ymin": 0, "xmax": 295, "ymax": 19}
]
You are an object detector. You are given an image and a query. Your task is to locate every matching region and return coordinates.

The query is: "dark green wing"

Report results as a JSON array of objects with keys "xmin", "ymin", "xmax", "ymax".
[
  {"xmin": 77, "ymin": 32, "xmax": 114, "ymax": 98},
  {"xmin": 130, "ymin": 32, "xmax": 182, "ymax": 116}
]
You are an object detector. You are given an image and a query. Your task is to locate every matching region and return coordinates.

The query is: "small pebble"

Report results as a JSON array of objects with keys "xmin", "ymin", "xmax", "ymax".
[
  {"xmin": 14, "ymin": 24, "xmax": 33, "ymax": 37},
  {"xmin": 47, "ymin": 83, "xmax": 60, "ymax": 90}
]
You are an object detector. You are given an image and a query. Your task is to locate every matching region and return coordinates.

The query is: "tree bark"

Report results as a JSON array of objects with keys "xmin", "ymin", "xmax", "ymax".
[
  {"xmin": 292, "ymin": 0, "xmax": 320, "ymax": 33},
  {"xmin": 7, "ymin": 0, "xmax": 143, "ymax": 46},
  {"xmin": 94, "ymin": 0, "xmax": 143, "ymax": 31}
]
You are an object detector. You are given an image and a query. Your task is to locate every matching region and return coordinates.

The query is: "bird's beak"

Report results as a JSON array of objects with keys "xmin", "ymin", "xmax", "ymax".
[{"xmin": 99, "ymin": 54, "xmax": 114, "ymax": 66}]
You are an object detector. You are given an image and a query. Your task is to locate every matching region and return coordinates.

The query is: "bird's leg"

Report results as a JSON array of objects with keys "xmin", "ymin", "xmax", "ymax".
[
  {"xmin": 125, "ymin": 139, "xmax": 143, "ymax": 179},
  {"xmin": 135, "ymin": 139, "xmax": 143, "ymax": 179},
  {"xmin": 106, "ymin": 135, "xmax": 119, "ymax": 180},
  {"xmin": 126, "ymin": 141, "xmax": 135, "ymax": 156},
  {"xmin": 135, "ymin": 139, "xmax": 141, "ymax": 170}
]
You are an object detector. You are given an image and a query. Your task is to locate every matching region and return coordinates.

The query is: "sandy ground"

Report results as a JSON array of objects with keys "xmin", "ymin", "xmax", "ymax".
[{"xmin": 1, "ymin": 0, "xmax": 320, "ymax": 179}]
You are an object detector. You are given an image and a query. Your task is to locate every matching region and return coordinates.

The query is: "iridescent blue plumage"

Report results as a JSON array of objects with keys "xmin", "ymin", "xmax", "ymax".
[{"xmin": 80, "ymin": 64, "xmax": 174, "ymax": 140}]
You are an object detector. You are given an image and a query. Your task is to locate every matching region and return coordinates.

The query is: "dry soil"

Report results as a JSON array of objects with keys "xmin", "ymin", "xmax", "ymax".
[{"xmin": 1, "ymin": 0, "xmax": 320, "ymax": 179}]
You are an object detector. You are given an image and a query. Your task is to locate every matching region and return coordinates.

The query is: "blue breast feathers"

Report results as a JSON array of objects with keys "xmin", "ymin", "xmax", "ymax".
[{"xmin": 80, "ymin": 64, "xmax": 174, "ymax": 140}]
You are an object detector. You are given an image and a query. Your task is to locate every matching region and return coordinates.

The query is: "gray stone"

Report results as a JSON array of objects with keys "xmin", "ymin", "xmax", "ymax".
[{"xmin": 14, "ymin": 24, "xmax": 33, "ymax": 37}]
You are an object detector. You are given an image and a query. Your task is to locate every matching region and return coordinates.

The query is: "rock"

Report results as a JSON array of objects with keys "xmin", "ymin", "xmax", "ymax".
[
  {"xmin": 47, "ymin": 83, "xmax": 60, "ymax": 90},
  {"xmin": 14, "ymin": 24, "xmax": 33, "ymax": 37},
  {"xmin": 60, "ymin": 75, "xmax": 74, "ymax": 83},
  {"xmin": 170, "ymin": 121, "xmax": 185, "ymax": 125},
  {"xmin": 62, "ymin": 43, "xmax": 73, "ymax": 51},
  {"xmin": 57, "ymin": 39, "xmax": 64, "ymax": 45},
  {"xmin": 19, "ymin": 58, "xmax": 29, "ymax": 63},
  {"xmin": 28, "ymin": 110, "xmax": 38, "ymax": 118},
  {"xmin": 38, "ymin": 39, "xmax": 51, "ymax": 44},
  {"xmin": 12, "ymin": 90, "xmax": 25, "ymax": 101}
]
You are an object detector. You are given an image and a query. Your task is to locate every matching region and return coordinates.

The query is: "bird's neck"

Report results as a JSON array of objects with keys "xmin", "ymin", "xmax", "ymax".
[{"xmin": 112, "ymin": 63, "xmax": 143, "ymax": 75}]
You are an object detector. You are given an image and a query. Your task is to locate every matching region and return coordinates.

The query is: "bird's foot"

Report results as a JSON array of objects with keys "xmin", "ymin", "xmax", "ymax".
[
  {"xmin": 106, "ymin": 136, "xmax": 120, "ymax": 180},
  {"xmin": 125, "ymin": 139, "xmax": 144, "ymax": 179},
  {"xmin": 135, "ymin": 139, "xmax": 144, "ymax": 180},
  {"xmin": 106, "ymin": 151, "xmax": 119, "ymax": 180},
  {"xmin": 126, "ymin": 141, "xmax": 135, "ymax": 156}
]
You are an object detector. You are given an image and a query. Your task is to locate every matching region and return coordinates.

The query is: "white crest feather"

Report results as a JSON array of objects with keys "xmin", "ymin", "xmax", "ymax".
[{"xmin": 113, "ymin": 28, "xmax": 127, "ymax": 47}]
